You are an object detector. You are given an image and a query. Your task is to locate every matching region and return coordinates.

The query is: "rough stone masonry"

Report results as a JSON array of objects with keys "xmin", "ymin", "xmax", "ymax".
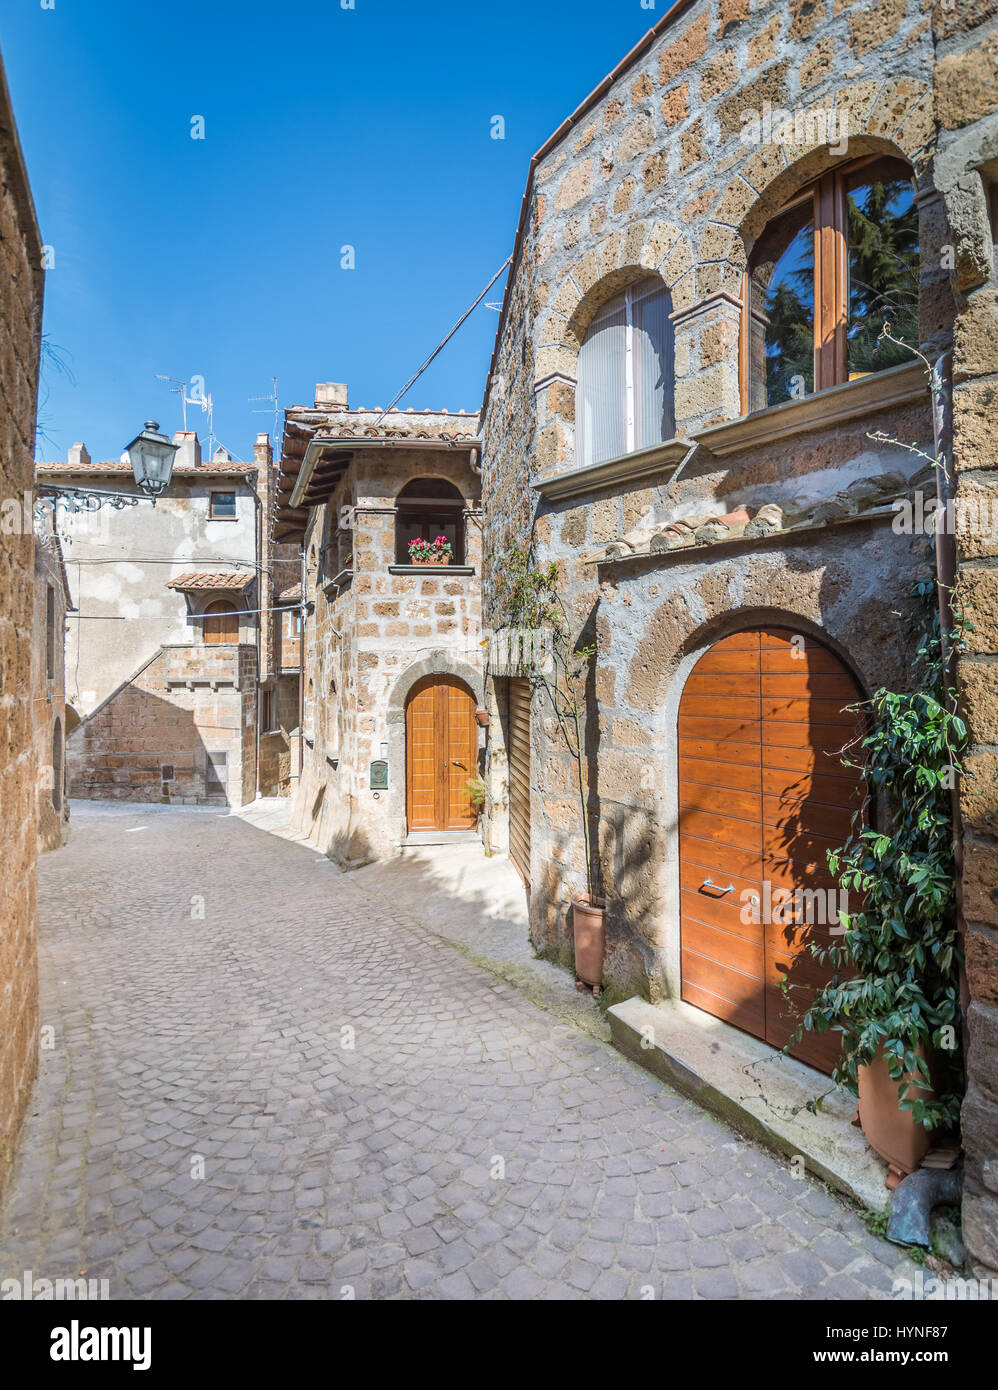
[{"xmin": 0, "ymin": 53, "xmax": 44, "ymax": 1200}]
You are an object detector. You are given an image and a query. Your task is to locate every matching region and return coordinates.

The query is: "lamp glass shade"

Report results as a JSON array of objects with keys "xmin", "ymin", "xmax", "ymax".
[{"xmin": 125, "ymin": 421, "xmax": 179, "ymax": 493}]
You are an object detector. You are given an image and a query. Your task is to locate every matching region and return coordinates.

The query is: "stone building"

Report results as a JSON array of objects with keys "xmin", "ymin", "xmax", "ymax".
[
  {"xmin": 37, "ymin": 433, "xmax": 300, "ymax": 805},
  {"xmin": 31, "ymin": 513, "xmax": 73, "ymax": 851},
  {"xmin": 273, "ymin": 385, "xmax": 483, "ymax": 866},
  {"xmin": 0, "ymin": 47, "xmax": 44, "ymax": 1200},
  {"xmin": 478, "ymin": 2, "xmax": 998, "ymax": 1269}
]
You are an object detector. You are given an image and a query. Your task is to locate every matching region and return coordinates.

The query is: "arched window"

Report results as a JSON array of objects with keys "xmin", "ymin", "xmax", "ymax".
[
  {"xmin": 576, "ymin": 277, "xmax": 674, "ymax": 468},
  {"xmin": 203, "ymin": 600, "xmax": 239, "ymax": 645},
  {"xmin": 744, "ymin": 155, "xmax": 919, "ymax": 411},
  {"xmin": 395, "ymin": 478, "xmax": 465, "ymax": 565}
]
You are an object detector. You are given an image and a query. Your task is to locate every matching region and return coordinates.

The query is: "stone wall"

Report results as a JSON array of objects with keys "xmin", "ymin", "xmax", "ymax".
[
  {"xmin": 481, "ymin": 0, "xmax": 946, "ymax": 957},
  {"xmin": 68, "ymin": 643, "xmax": 258, "ymax": 807},
  {"xmin": 479, "ymin": 0, "xmax": 998, "ymax": 1239},
  {"xmin": 290, "ymin": 439, "xmax": 483, "ymax": 865},
  {"xmin": 932, "ymin": 0, "xmax": 998, "ymax": 1282},
  {"xmin": 0, "ymin": 52, "xmax": 44, "ymax": 1199},
  {"xmin": 31, "ymin": 522, "xmax": 70, "ymax": 853}
]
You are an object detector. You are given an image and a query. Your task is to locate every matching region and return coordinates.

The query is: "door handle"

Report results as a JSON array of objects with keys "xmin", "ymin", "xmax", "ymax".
[
  {"xmin": 451, "ymin": 760, "xmax": 466, "ymax": 769},
  {"xmin": 701, "ymin": 877, "xmax": 734, "ymax": 893}
]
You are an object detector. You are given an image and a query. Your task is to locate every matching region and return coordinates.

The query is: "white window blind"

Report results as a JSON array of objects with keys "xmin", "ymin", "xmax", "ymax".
[{"xmin": 576, "ymin": 279, "xmax": 674, "ymax": 468}]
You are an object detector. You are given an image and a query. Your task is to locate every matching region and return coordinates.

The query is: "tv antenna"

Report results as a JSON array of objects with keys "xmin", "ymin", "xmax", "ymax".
[
  {"xmin": 156, "ymin": 374, "xmax": 189, "ymax": 429},
  {"xmin": 249, "ymin": 375, "xmax": 280, "ymax": 446}
]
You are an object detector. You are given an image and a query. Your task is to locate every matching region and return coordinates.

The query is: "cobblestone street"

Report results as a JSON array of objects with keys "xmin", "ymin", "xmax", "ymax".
[{"xmin": 0, "ymin": 804, "xmax": 915, "ymax": 1300}]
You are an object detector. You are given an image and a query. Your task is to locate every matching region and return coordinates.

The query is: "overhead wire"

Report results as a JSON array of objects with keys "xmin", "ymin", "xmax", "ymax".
[{"xmin": 373, "ymin": 257, "xmax": 511, "ymax": 425}]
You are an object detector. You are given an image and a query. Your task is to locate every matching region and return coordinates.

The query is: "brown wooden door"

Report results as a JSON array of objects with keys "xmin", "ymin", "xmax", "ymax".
[
  {"xmin": 405, "ymin": 675, "xmax": 477, "ymax": 832},
  {"xmin": 507, "ymin": 678, "xmax": 531, "ymax": 883},
  {"xmin": 203, "ymin": 600, "xmax": 239, "ymax": 645},
  {"xmin": 678, "ymin": 627, "xmax": 865, "ymax": 1075}
]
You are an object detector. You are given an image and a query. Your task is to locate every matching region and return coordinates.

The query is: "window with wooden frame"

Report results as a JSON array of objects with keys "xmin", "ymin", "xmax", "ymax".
[
  {"xmin": 395, "ymin": 478, "xmax": 465, "ymax": 565},
  {"xmin": 742, "ymin": 155, "xmax": 919, "ymax": 413},
  {"xmin": 209, "ymin": 490, "xmax": 237, "ymax": 520}
]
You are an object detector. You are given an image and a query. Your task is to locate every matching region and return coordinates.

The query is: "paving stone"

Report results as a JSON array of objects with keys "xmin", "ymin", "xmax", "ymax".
[{"xmin": 0, "ymin": 805, "xmax": 914, "ymax": 1302}]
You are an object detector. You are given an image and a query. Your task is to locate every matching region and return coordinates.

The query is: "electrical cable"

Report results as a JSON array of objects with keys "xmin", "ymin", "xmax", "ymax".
[{"xmin": 373, "ymin": 257, "xmax": 511, "ymax": 425}]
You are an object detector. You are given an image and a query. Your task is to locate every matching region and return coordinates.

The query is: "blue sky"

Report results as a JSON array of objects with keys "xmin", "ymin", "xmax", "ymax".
[{"xmin": 2, "ymin": 0, "xmax": 667, "ymax": 464}]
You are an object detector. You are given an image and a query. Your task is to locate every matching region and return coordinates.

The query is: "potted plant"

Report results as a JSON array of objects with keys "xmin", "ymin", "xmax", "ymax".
[
  {"xmin": 475, "ymin": 708, "xmax": 490, "ymax": 728},
  {"xmin": 790, "ymin": 585, "xmax": 966, "ymax": 1187},
  {"xmin": 409, "ymin": 535, "xmax": 453, "ymax": 566},
  {"xmin": 465, "ymin": 774, "xmax": 486, "ymax": 818},
  {"xmin": 496, "ymin": 546, "xmax": 604, "ymax": 995}
]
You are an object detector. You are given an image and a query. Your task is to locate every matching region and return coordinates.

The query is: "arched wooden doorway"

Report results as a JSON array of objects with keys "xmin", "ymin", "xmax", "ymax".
[
  {"xmin": 405, "ymin": 675, "xmax": 477, "ymax": 833},
  {"xmin": 203, "ymin": 600, "xmax": 239, "ymax": 645},
  {"xmin": 678, "ymin": 626, "xmax": 866, "ymax": 1075}
]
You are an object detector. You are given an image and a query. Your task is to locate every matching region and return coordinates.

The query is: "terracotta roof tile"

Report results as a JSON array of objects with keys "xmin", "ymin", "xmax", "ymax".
[
  {"xmin": 166, "ymin": 571, "xmax": 255, "ymax": 591},
  {"xmin": 36, "ymin": 460, "xmax": 254, "ymax": 476}
]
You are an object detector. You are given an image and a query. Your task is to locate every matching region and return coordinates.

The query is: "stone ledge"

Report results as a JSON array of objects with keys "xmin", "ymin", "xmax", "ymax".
[
  {"xmin": 388, "ymin": 565, "xmax": 476, "ymax": 576},
  {"xmin": 693, "ymin": 360, "xmax": 928, "ymax": 458},
  {"xmin": 534, "ymin": 437, "xmax": 693, "ymax": 500},
  {"xmin": 608, "ymin": 995, "xmax": 890, "ymax": 1213}
]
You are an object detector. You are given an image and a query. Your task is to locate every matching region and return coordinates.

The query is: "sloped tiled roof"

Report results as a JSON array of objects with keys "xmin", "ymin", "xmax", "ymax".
[
  {"xmin": 275, "ymin": 582, "xmax": 302, "ymax": 603},
  {"xmin": 166, "ymin": 571, "xmax": 255, "ymax": 591},
  {"xmin": 36, "ymin": 459, "xmax": 254, "ymax": 476}
]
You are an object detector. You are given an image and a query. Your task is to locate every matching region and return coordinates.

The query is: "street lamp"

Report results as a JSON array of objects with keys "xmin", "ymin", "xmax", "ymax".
[{"xmin": 122, "ymin": 420, "xmax": 179, "ymax": 502}]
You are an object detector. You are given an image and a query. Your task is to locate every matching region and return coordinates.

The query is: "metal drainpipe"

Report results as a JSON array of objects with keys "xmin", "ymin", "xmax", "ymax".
[
  {"xmin": 929, "ymin": 350, "xmax": 969, "ymax": 1027},
  {"xmin": 246, "ymin": 473, "xmax": 263, "ymax": 799}
]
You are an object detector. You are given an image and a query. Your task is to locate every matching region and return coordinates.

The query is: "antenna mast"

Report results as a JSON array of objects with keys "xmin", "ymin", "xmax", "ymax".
[{"xmin": 249, "ymin": 375, "xmax": 280, "ymax": 447}]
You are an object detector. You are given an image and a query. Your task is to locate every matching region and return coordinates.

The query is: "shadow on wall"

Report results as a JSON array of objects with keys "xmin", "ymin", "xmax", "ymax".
[
  {"xmin": 68, "ymin": 685, "xmax": 231, "ymax": 806},
  {"xmin": 293, "ymin": 777, "xmax": 382, "ymax": 871}
]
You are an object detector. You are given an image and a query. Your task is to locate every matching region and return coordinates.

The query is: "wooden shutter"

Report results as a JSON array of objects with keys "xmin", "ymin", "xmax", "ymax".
[
  {"xmin": 204, "ymin": 600, "xmax": 239, "ymax": 645},
  {"xmin": 507, "ymin": 679, "xmax": 531, "ymax": 884},
  {"xmin": 678, "ymin": 628, "xmax": 865, "ymax": 1076}
]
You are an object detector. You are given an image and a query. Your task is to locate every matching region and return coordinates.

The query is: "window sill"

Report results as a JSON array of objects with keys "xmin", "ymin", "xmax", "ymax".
[
  {"xmin": 694, "ymin": 360, "xmax": 927, "ymax": 458},
  {"xmin": 534, "ymin": 437, "xmax": 693, "ymax": 501},
  {"xmin": 388, "ymin": 564, "xmax": 475, "ymax": 576},
  {"xmin": 322, "ymin": 568, "xmax": 353, "ymax": 592}
]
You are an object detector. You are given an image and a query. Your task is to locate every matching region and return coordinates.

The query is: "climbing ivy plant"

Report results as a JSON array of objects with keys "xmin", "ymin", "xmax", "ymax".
[
  {"xmin": 793, "ymin": 578, "xmax": 967, "ymax": 1130},
  {"xmin": 493, "ymin": 545, "xmax": 597, "ymax": 899},
  {"xmin": 791, "ymin": 330, "xmax": 966, "ymax": 1132}
]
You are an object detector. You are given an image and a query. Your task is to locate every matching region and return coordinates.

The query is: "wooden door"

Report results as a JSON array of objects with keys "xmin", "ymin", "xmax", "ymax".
[
  {"xmin": 405, "ymin": 675, "xmax": 477, "ymax": 832},
  {"xmin": 507, "ymin": 679, "xmax": 531, "ymax": 884},
  {"xmin": 204, "ymin": 600, "xmax": 239, "ymax": 645},
  {"xmin": 678, "ymin": 627, "xmax": 865, "ymax": 1075}
]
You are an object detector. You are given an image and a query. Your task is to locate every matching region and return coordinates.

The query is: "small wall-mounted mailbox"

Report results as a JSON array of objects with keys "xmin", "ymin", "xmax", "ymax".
[{"xmin": 370, "ymin": 759, "xmax": 388, "ymax": 790}]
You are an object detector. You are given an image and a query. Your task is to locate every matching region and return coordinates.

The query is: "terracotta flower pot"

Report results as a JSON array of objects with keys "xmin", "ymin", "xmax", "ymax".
[
  {"xmin": 572, "ymin": 892, "xmax": 606, "ymax": 996},
  {"xmin": 411, "ymin": 553, "xmax": 450, "ymax": 566},
  {"xmin": 857, "ymin": 1045, "xmax": 935, "ymax": 1189},
  {"xmin": 475, "ymin": 708, "xmax": 490, "ymax": 727}
]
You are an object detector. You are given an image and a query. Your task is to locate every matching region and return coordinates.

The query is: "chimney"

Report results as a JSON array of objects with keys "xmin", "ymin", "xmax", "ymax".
[
  {"xmin": 172, "ymin": 431, "xmax": 201, "ymax": 469},
  {"xmin": 314, "ymin": 382, "xmax": 348, "ymax": 410},
  {"xmin": 67, "ymin": 441, "xmax": 90, "ymax": 467},
  {"xmin": 213, "ymin": 445, "xmax": 232, "ymax": 463},
  {"xmin": 253, "ymin": 433, "xmax": 272, "ymax": 467}
]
